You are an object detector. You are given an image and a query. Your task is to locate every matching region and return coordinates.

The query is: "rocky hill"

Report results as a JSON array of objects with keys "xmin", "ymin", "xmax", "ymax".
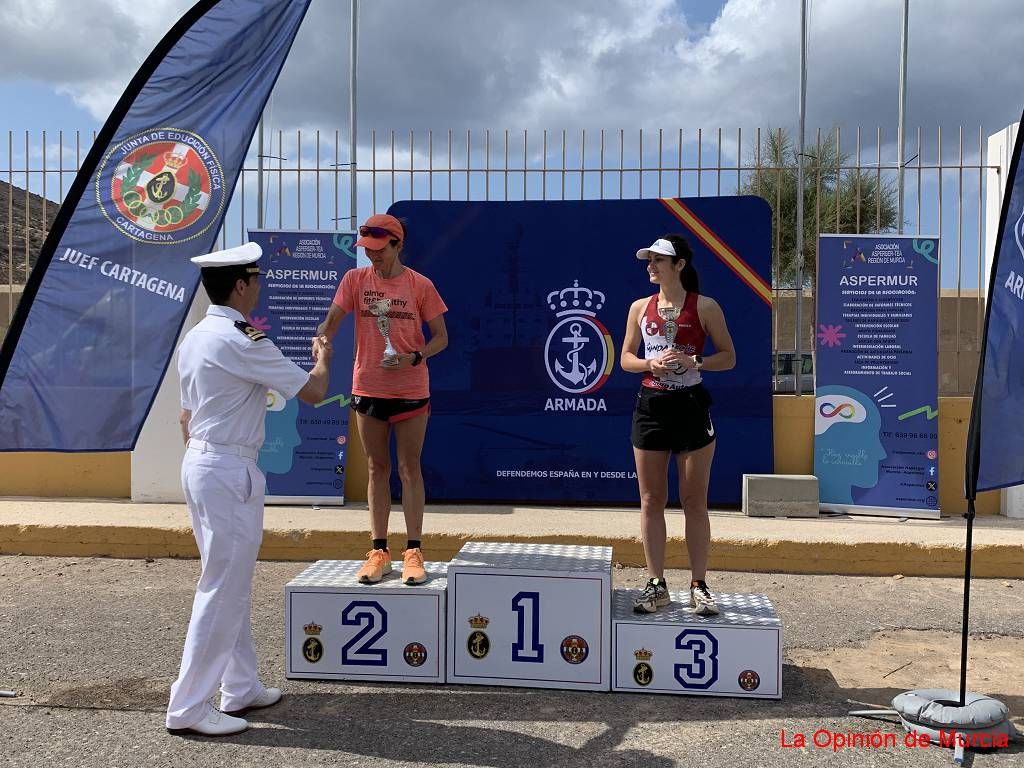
[{"xmin": 0, "ymin": 182, "xmax": 58, "ymax": 285}]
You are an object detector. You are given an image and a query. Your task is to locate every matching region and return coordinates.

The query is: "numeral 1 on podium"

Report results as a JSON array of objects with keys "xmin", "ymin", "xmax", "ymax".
[{"xmin": 511, "ymin": 591, "xmax": 544, "ymax": 663}]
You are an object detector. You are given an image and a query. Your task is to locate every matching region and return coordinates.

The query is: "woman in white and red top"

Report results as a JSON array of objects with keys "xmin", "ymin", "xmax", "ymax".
[
  {"xmin": 315, "ymin": 214, "xmax": 448, "ymax": 586},
  {"xmin": 620, "ymin": 233, "xmax": 735, "ymax": 617}
]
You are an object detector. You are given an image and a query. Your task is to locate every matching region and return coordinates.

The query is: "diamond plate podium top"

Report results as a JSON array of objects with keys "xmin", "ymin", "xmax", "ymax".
[
  {"xmin": 613, "ymin": 590, "xmax": 781, "ymax": 627},
  {"xmin": 287, "ymin": 559, "xmax": 448, "ymax": 591},
  {"xmin": 449, "ymin": 542, "xmax": 612, "ymax": 572}
]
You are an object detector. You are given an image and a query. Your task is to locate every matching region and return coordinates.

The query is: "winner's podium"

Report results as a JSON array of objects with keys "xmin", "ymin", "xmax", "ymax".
[
  {"xmin": 286, "ymin": 560, "xmax": 448, "ymax": 683},
  {"xmin": 612, "ymin": 589, "xmax": 782, "ymax": 698},
  {"xmin": 446, "ymin": 542, "xmax": 611, "ymax": 691}
]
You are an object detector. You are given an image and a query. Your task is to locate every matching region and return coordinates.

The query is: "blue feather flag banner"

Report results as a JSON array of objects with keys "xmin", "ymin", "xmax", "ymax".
[
  {"xmin": 0, "ymin": 0, "xmax": 311, "ymax": 451},
  {"xmin": 968, "ymin": 113, "xmax": 1024, "ymax": 495}
]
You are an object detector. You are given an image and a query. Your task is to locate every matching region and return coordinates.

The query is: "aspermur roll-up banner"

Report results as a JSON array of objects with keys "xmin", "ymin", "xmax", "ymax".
[
  {"xmin": 815, "ymin": 234, "xmax": 940, "ymax": 518},
  {"xmin": 387, "ymin": 197, "xmax": 774, "ymax": 505},
  {"xmin": 0, "ymin": 0, "xmax": 311, "ymax": 451},
  {"xmin": 248, "ymin": 230, "xmax": 356, "ymax": 505}
]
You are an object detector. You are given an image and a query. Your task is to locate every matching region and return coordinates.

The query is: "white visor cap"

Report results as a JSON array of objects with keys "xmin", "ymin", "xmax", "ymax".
[{"xmin": 636, "ymin": 238, "xmax": 676, "ymax": 260}]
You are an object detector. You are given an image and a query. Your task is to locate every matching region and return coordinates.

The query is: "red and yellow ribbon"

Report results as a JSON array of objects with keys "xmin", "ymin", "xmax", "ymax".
[{"xmin": 659, "ymin": 198, "xmax": 772, "ymax": 306}]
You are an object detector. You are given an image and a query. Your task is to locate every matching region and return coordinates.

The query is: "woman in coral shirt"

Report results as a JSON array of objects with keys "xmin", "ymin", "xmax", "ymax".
[{"xmin": 315, "ymin": 213, "xmax": 448, "ymax": 586}]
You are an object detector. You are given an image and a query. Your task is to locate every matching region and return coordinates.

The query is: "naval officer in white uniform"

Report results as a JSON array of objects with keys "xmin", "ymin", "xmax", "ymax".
[{"xmin": 166, "ymin": 242, "xmax": 332, "ymax": 736}]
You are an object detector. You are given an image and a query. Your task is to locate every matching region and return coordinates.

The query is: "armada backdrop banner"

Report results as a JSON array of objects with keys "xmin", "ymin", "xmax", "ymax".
[
  {"xmin": 248, "ymin": 230, "xmax": 355, "ymax": 505},
  {"xmin": 815, "ymin": 234, "xmax": 940, "ymax": 518},
  {"xmin": 387, "ymin": 198, "xmax": 773, "ymax": 505}
]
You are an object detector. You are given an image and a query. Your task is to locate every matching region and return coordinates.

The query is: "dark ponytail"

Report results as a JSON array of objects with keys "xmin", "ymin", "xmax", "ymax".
[{"xmin": 662, "ymin": 233, "xmax": 699, "ymax": 294}]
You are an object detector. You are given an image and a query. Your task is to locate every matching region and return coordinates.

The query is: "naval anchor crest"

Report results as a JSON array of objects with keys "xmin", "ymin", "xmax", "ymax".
[{"xmin": 543, "ymin": 280, "xmax": 613, "ymax": 395}]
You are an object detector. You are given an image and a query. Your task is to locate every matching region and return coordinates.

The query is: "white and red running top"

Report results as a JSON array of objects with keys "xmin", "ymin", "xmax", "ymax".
[{"xmin": 638, "ymin": 292, "xmax": 706, "ymax": 390}]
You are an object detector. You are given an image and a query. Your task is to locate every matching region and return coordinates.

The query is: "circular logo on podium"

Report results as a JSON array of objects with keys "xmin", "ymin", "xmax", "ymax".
[
  {"xmin": 467, "ymin": 630, "xmax": 490, "ymax": 659},
  {"xmin": 302, "ymin": 637, "xmax": 323, "ymax": 664},
  {"xmin": 633, "ymin": 662, "xmax": 654, "ymax": 686},
  {"xmin": 738, "ymin": 669, "xmax": 760, "ymax": 691},
  {"xmin": 403, "ymin": 642, "xmax": 428, "ymax": 667},
  {"xmin": 560, "ymin": 635, "xmax": 589, "ymax": 664}
]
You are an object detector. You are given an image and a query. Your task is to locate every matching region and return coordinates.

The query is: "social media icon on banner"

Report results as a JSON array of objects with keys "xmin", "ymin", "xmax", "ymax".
[
  {"xmin": 927, "ymin": 449, "xmax": 937, "ymax": 460},
  {"xmin": 926, "ymin": 480, "xmax": 937, "ymax": 491}
]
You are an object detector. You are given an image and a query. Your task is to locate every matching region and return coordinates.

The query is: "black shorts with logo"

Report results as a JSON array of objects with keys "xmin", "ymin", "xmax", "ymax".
[
  {"xmin": 630, "ymin": 384, "xmax": 716, "ymax": 453},
  {"xmin": 351, "ymin": 395, "xmax": 430, "ymax": 423}
]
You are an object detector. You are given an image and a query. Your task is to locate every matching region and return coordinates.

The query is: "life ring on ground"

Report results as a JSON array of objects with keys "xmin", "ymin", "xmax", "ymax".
[{"xmin": 892, "ymin": 689, "xmax": 1016, "ymax": 746}]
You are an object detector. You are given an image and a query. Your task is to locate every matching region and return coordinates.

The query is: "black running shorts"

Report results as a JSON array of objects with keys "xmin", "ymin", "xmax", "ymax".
[
  {"xmin": 350, "ymin": 395, "xmax": 430, "ymax": 423},
  {"xmin": 630, "ymin": 384, "xmax": 716, "ymax": 453}
]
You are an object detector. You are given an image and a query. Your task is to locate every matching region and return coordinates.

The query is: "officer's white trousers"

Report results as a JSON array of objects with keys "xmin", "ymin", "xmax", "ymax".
[{"xmin": 166, "ymin": 449, "xmax": 266, "ymax": 729}]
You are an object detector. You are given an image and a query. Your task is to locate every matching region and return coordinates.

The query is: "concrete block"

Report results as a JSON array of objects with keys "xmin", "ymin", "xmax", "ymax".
[{"xmin": 743, "ymin": 474, "xmax": 819, "ymax": 518}]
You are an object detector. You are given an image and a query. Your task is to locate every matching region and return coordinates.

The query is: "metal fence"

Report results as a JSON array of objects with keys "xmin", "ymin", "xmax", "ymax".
[{"xmin": 1, "ymin": 126, "xmax": 999, "ymax": 395}]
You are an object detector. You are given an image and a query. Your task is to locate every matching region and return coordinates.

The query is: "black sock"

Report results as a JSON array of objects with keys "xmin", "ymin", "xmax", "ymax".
[
  {"xmin": 691, "ymin": 579, "xmax": 707, "ymax": 588},
  {"xmin": 407, "ymin": 539, "xmax": 422, "ymax": 550},
  {"xmin": 372, "ymin": 538, "xmax": 388, "ymax": 552},
  {"xmin": 650, "ymin": 576, "xmax": 666, "ymax": 587}
]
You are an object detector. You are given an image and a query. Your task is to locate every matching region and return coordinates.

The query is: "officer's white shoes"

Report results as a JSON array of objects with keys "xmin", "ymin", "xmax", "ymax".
[
  {"xmin": 223, "ymin": 686, "xmax": 283, "ymax": 716},
  {"xmin": 167, "ymin": 703, "xmax": 248, "ymax": 737}
]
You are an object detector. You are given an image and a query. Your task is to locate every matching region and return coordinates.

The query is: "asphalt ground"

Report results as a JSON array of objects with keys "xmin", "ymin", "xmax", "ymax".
[{"xmin": 0, "ymin": 555, "xmax": 1022, "ymax": 768}]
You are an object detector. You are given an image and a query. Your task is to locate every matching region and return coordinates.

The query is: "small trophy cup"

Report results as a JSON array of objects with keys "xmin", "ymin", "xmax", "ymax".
[
  {"xmin": 369, "ymin": 299, "xmax": 399, "ymax": 366},
  {"xmin": 658, "ymin": 306, "xmax": 681, "ymax": 372}
]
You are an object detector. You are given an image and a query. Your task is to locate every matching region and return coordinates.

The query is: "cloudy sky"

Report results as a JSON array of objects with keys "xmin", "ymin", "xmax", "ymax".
[
  {"xmin": 1, "ymin": 0, "xmax": 1020, "ymax": 139},
  {"xmin": 0, "ymin": 0, "xmax": 1018, "ymax": 291}
]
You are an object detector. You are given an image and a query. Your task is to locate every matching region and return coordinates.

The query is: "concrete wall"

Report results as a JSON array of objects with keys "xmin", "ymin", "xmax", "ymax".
[{"xmin": 0, "ymin": 395, "xmax": 1000, "ymax": 515}]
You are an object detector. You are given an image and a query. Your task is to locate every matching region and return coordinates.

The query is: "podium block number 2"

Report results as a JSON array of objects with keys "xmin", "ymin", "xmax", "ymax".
[
  {"xmin": 511, "ymin": 591, "xmax": 544, "ymax": 663},
  {"xmin": 341, "ymin": 601, "xmax": 388, "ymax": 666},
  {"xmin": 674, "ymin": 629, "xmax": 718, "ymax": 689}
]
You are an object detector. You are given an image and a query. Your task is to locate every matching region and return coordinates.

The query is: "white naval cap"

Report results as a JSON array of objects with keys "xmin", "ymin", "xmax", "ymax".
[{"xmin": 190, "ymin": 241, "xmax": 263, "ymax": 270}]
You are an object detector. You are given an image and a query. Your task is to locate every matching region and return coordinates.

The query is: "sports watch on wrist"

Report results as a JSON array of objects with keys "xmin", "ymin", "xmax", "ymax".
[
  {"xmin": 692, "ymin": 354, "xmax": 704, "ymax": 370},
  {"xmin": 412, "ymin": 350, "xmax": 424, "ymax": 367}
]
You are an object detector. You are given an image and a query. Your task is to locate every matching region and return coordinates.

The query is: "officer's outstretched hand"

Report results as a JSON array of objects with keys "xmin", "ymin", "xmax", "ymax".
[{"xmin": 312, "ymin": 335, "xmax": 332, "ymax": 362}]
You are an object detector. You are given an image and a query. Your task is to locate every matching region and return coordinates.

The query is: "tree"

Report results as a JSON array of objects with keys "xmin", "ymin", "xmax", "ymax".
[{"xmin": 741, "ymin": 128, "xmax": 899, "ymax": 287}]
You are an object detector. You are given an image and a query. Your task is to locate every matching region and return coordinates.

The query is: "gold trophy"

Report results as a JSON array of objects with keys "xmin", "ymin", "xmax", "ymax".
[
  {"xmin": 369, "ymin": 299, "xmax": 399, "ymax": 366},
  {"xmin": 658, "ymin": 306, "xmax": 682, "ymax": 372}
]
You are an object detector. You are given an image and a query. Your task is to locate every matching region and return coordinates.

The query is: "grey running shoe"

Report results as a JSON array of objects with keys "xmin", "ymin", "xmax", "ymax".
[
  {"xmin": 633, "ymin": 577, "xmax": 670, "ymax": 614},
  {"xmin": 689, "ymin": 581, "xmax": 720, "ymax": 616}
]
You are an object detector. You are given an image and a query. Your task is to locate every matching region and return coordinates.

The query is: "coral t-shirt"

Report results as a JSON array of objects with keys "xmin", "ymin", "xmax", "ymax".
[{"xmin": 333, "ymin": 266, "xmax": 448, "ymax": 399}]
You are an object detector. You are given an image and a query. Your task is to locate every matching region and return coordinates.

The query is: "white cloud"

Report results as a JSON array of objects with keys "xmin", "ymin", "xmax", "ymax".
[{"xmin": 1, "ymin": 0, "xmax": 1021, "ymax": 139}]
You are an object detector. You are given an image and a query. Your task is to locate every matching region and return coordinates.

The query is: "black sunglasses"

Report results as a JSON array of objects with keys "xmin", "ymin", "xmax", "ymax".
[{"xmin": 359, "ymin": 225, "xmax": 398, "ymax": 239}]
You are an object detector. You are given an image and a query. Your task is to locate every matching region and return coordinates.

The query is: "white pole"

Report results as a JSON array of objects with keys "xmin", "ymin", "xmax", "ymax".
[
  {"xmin": 897, "ymin": 0, "xmax": 909, "ymax": 234},
  {"xmin": 349, "ymin": 0, "xmax": 358, "ymax": 229},
  {"xmin": 257, "ymin": 115, "xmax": 264, "ymax": 229},
  {"xmin": 794, "ymin": 0, "xmax": 808, "ymax": 395}
]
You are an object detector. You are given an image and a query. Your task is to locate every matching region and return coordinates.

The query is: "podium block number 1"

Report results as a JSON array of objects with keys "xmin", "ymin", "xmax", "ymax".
[
  {"xmin": 341, "ymin": 600, "xmax": 388, "ymax": 667},
  {"xmin": 511, "ymin": 591, "xmax": 544, "ymax": 663}
]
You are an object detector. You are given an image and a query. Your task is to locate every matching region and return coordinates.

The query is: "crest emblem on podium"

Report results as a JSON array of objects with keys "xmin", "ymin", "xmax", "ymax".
[
  {"xmin": 544, "ymin": 280, "xmax": 614, "ymax": 395},
  {"xmin": 467, "ymin": 613, "xmax": 490, "ymax": 659},
  {"xmin": 302, "ymin": 621, "xmax": 323, "ymax": 664},
  {"xmin": 633, "ymin": 648, "xmax": 653, "ymax": 686},
  {"xmin": 403, "ymin": 642, "xmax": 428, "ymax": 667},
  {"xmin": 560, "ymin": 635, "xmax": 589, "ymax": 664},
  {"xmin": 738, "ymin": 669, "xmax": 761, "ymax": 691}
]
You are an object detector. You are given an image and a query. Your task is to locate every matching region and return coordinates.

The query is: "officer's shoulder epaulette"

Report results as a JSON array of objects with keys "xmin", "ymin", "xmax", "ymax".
[{"xmin": 234, "ymin": 320, "xmax": 267, "ymax": 342}]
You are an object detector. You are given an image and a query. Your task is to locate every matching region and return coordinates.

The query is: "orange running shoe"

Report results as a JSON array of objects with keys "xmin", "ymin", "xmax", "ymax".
[
  {"xmin": 356, "ymin": 548, "xmax": 391, "ymax": 583},
  {"xmin": 401, "ymin": 547, "xmax": 427, "ymax": 585}
]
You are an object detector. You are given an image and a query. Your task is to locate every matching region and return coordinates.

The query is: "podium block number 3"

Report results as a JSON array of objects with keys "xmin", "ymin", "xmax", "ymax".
[
  {"xmin": 341, "ymin": 600, "xmax": 388, "ymax": 666},
  {"xmin": 511, "ymin": 591, "xmax": 544, "ymax": 663},
  {"xmin": 674, "ymin": 629, "xmax": 718, "ymax": 689}
]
